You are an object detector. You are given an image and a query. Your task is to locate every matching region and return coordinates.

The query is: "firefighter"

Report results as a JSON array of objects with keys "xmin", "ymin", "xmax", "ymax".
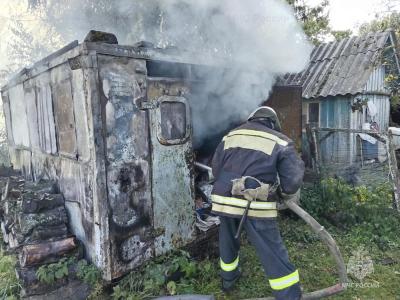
[{"xmin": 211, "ymin": 106, "xmax": 304, "ymax": 300}]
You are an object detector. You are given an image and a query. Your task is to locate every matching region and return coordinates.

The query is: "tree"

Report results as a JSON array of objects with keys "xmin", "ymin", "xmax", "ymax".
[
  {"xmin": 331, "ymin": 30, "xmax": 352, "ymax": 41},
  {"xmin": 359, "ymin": 11, "xmax": 400, "ymax": 38},
  {"xmin": 358, "ymin": 9, "xmax": 400, "ymax": 125},
  {"xmin": 287, "ymin": 0, "xmax": 331, "ymax": 44}
]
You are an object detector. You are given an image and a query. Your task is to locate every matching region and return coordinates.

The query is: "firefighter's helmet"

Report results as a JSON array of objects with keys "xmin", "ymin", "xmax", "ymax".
[{"xmin": 247, "ymin": 106, "xmax": 281, "ymax": 131}]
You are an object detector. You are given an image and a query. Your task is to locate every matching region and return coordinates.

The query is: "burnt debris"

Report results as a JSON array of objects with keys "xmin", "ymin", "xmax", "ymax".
[
  {"xmin": 84, "ymin": 30, "xmax": 118, "ymax": 44},
  {"xmin": 0, "ymin": 175, "xmax": 90, "ymax": 299}
]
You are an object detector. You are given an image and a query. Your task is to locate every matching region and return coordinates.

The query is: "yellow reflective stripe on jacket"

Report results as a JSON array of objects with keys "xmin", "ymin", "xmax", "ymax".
[
  {"xmin": 225, "ymin": 129, "xmax": 289, "ymax": 147},
  {"xmin": 269, "ymin": 270, "xmax": 300, "ymax": 290},
  {"xmin": 223, "ymin": 134, "xmax": 276, "ymax": 155},
  {"xmin": 212, "ymin": 203, "xmax": 278, "ymax": 218},
  {"xmin": 212, "ymin": 195, "xmax": 276, "ymax": 210},
  {"xmin": 220, "ymin": 256, "xmax": 239, "ymax": 272}
]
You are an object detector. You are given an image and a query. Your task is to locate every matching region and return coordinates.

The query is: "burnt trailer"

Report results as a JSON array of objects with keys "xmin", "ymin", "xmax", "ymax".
[
  {"xmin": 1, "ymin": 33, "xmax": 349, "ymax": 300},
  {"xmin": 0, "ymin": 34, "xmax": 225, "ymax": 280}
]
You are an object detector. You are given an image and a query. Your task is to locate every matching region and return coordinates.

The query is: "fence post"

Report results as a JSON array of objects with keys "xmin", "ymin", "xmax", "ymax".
[
  {"xmin": 385, "ymin": 132, "xmax": 400, "ymax": 211},
  {"xmin": 311, "ymin": 127, "xmax": 321, "ymax": 175}
]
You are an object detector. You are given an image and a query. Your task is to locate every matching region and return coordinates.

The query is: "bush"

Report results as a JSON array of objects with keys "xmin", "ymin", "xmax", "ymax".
[
  {"xmin": 112, "ymin": 250, "xmax": 199, "ymax": 299},
  {"xmin": 301, "ymin": 178, "xmax": 400, "ymax": 250},
  {"xmin": 0, "ymin": 250, "xmax": 20, "ymax": 299}
]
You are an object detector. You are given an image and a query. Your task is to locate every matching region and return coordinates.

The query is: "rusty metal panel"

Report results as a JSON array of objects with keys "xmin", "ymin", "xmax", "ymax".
[
  {"xmin": 266, "ymin": 85, "xmax": 303, "ymax": 148},
  {"xmin": 59, "ymin": 158, "xmax": 96, "ymax": 261},
  {"xmin": 98, "ymin": 55, "xmax": 152, "ymax": 278},
  {"xmin": 36, "ymin": 73, "xmax": 57, "ymax": 155},
  {"xmin": 147, "ymin": 80, "xmax": 195, "ymax": 257},
  {"xmin": 10, "ymin": 149, "xmax": 32, "ymax": 178},
  {"xmin": 9, "ymin": 84, "xmax": 30, "ymax": 147},
  {"xmin": 24, "ymin": 81, "xmax": 40, "ymax": 151},
  {"xmin": 31, "ymin": 151, "xmax": 60, "ymax": 181},
  {"xmin": 71, "ymin": 69, "xmax": 90, "ymax": 162},
  {"xmin": 1, "ymin": 93, "xmax": 14, "ymax": 146},
  {"xmin": 52, "ymin": 78, "xmax": 77, "ymax": 157}
]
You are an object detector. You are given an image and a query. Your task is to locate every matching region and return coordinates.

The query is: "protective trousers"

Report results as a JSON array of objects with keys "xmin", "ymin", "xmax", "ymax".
[{"xmin": 219, "ymin": 216, "xmax": 301, "ymax": 300}]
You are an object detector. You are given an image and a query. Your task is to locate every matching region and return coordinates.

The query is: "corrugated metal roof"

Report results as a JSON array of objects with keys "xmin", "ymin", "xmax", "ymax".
[{"xmin": 279, "ymin": 30, "xmax": 398, "ymax": 99}]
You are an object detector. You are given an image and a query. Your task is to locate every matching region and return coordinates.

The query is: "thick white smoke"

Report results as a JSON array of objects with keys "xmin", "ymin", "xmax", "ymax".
[
  {"xmin": 2, "ymin": 0, "xmax": 312, "ymax": 148},
  {"xmin": 155, "ymin": 0, "xmax": 312, "ymax": 147}
]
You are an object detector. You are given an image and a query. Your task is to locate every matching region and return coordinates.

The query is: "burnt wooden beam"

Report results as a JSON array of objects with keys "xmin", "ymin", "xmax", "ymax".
[
  {"xmin": 312, "ymin": 127, "xmax": 387, "ymax": 143},
  {"xmin": 20, "ymin": 237, "xmax": 81, "ymax": 267},
  {"xmin": 18, "ymin": 206, "xmax": 68, "ymax": 236},
  {"xmin": 22, "ymin": 193, "xmax": 64, "ymax": 214}
]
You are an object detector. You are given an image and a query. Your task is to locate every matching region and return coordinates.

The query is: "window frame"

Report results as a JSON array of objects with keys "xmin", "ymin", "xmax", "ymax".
[{"xmin": 156, "ymin": 95, "xmax": 191, "ymax": 146}]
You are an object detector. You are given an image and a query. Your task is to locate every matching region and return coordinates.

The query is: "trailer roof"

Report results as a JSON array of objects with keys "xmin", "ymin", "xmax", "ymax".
[{"xmin": 1, "ymin": 40, "xmax": 223, "ymax": 91}]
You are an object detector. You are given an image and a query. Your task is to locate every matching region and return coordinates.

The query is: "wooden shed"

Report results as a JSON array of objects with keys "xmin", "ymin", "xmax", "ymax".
[{"xmin": 279, "ymin": 30, "xmax": 400, "ymax": 165}]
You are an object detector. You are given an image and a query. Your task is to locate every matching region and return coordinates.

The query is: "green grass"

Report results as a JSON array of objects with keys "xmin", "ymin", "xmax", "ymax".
[
  {"xmin": 2, "ymin": 179, "xmax": 400, "ymax": 299},
  {"xmin": 0, "ymin": 237, "xmax": 20, "ymax": 300},
  {"xmin": 112, "ymin": 179, "xmax": 400, "ymax": 299},
  {"xmin": 110, "ymin": 215, "xmax": 400, "ymax": 299}
]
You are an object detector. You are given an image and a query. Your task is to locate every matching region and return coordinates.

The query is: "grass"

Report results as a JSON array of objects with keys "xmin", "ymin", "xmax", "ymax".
[
  {"xmin": 0, "ymin": 235, "xmax": 20, "ymax": 300},
  {"xmin": 112, "ymin": 179, "xmax": 400, "ymax": 299},
  {"xmin": 110, "ymin": 214, "xmax": 400, "ymax": 299},
  {"xmin": 1, "ymin": 179, "xmax": 400, "ymax": 299}
]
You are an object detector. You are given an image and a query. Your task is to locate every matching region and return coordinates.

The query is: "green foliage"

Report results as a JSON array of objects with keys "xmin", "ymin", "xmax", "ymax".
[
  {"xmin": 76, "ymin": 259, "xmax": 102, "ymax": 286},
  {"xmin": 358, "ymin": 11, "xmax": 400, "ymax": 113},
  {"xmin": 36, "ymin": 257, "xmax": 74, "ymax": 284},
  {"xmin": 2, "ymin": 179, "xmax": 400, "ymax": 299},
  {"xmin": 112, "ymin": 250, "xmax": 199, "ymax": 299},
  {"xmin": 331, "ymin": 30, "xmax": 353, "ymax": 41},
  {"xmin": 301, "ymin": 179, "xmax": 400, "ymax": 251},
  {"xmin": 287, "ymin": 0, "xmax": 331, "ymax": 44},
  {"xmin": 0, "ymin": 250, "xmax": 20, "ymax": 300},
  {"xmin": 359, "ymin": 11, "xmax": 400, "ymax": 38}
]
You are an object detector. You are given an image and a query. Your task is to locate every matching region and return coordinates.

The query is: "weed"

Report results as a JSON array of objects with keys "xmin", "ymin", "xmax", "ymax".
[
  {"xmin": 0, "ymin": 250, "xmax": 20, "ymax": 300},
  {"xmin": 36, "ymin": 257, "xmax": 74, "ymax": 284},
  {"xmin": 76, "ymin": 259, "xmax": 102, "ymax": 286}
]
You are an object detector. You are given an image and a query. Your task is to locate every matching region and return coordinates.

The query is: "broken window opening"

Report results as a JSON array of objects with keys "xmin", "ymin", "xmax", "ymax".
[
  {"xmin": 308, "ymin": 102, "xmax": 320, "ymax": 127},
  {"xmin": 160, "ymin": 101, "xmax": 187, "ymax": 141}
]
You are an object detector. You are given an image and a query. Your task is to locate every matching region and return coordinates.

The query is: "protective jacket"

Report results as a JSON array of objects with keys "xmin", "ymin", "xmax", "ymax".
[{"xmin": 211, "ymin": 120, "xmax": 304, "ymax": 219}]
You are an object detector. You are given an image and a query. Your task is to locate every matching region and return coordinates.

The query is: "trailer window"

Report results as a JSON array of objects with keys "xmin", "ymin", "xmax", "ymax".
[{"xmin": 160, "ymin": 102, "xmax": 187, "ymax": 140}]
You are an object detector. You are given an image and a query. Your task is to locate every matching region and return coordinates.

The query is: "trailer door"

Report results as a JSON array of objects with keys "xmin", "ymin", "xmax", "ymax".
[{"xmin": 147, "ymin": 80, "xmax": 195, "ymax": 256}]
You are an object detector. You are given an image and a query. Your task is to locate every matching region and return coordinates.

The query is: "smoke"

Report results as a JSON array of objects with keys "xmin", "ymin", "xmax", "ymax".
[
  {"xmin": 155, "ymin": 0, "xmax": 312, "ymax": 147},
  {"xmin": 2, "ymin": 0, "xmax": 312, "ymax": 148}
]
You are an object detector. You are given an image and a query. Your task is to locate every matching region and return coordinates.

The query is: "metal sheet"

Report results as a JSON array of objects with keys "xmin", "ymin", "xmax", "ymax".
[
  {"xmin": 315, "ymin": 97, "xmax": 352, "ymax": 164},
  {"xmin": 71, "ymin": 69, "xmax": 90, "ymax": 162},
  {"xmin": 9, "ymin": 84, "xmax": 30, "ymax": 147},
  {"xmin": 98, "ymin": 55, "xmax": 152, "ymax": 278},
  {"xmin": 52, "ymin": 78, "xmax": 77, "ymax": 157},
  {"xmin": 36, "ymin": 73, "xmax": 57, "ymax": 155},
  {"xmin": 148, "ymin": 80, "xmax": 195, "ymax": 257},
  {"xmin": 24, "ymin": 82, "xmax": 40, "ymax": 150},
  {"xmin": 1, "ymin": 93, "xmax": 14, "ymax": 145},
  {"xmin": 280, "ymin": 30, "xmax": 398, "ymax": 99}
]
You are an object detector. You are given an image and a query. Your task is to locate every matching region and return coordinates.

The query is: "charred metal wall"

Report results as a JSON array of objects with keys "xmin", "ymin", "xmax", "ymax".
[
  {"xmin": 1, "ymin": 59, "xmax": 103, "ymax": 272},
  {"xmin": 1, "ymin": 46, "xmax": 197, "ymax": 280},
  {"xmin": 98, "ymin": 55, "xmax": 153, "ymax": 278}
]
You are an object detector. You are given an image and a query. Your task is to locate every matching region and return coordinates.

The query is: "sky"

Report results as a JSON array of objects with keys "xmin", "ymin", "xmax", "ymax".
[
  {"xmin": 0, "ymin": 0, "xmax": 398, "ymax": 70},
  {"xmin": 0, "ymin": 0, "xmax": 397, "ymax": 33},
  {"xmin": 306, "ymin": 0, "xmax": 397, "ymax": 31}
]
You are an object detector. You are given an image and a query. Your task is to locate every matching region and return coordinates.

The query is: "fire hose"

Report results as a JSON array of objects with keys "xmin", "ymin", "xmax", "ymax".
[
  {"xmin": 244, "ymin": 198, "xmax": 348, "ymax": 300},
  {"xmin": 155, "ymin": 165, "xmax": 347, "ymax": 300}
]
